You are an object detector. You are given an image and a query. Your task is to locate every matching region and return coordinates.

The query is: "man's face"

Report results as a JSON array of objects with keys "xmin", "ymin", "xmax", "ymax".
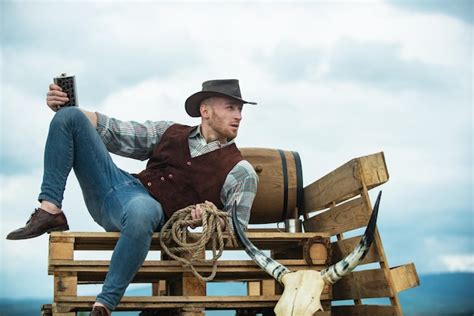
[{"xmin": 202, "ymin": 97, "xmax": 243, "ymax": 141}]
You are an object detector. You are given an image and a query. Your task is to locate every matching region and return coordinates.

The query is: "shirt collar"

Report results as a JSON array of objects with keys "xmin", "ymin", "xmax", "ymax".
[{"xmin": 190, "ymin": 125, "xmax": 235, "ymax": 147}]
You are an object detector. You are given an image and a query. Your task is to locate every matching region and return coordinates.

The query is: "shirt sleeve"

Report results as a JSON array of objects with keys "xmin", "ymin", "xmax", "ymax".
[
  {"xmin": 95, "ymin": 112, "xmax": 173, "ymax": 160},
  {"xmin": 220, "ymin": 160, "xmax": 259, "ymax": 231}
]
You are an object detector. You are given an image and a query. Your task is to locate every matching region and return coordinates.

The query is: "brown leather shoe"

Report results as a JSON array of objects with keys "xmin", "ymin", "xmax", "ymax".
[
  {"xmin": 90, "ymin": 305, "xmax": 109, "ymax": 316},
  {"xmin": 6, "ymin": 208, "xmax": 69, "ymax": 240}
]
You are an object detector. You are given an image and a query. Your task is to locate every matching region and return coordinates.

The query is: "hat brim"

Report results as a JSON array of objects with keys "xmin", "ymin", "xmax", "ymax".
[{"xmin": 185, "ymin": 91, "xmax": 257, "ymax": 117}]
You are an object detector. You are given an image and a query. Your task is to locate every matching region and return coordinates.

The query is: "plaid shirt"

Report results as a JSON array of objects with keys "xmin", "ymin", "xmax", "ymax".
[{"xmin": 96, "ymin": 113, "xmax": 258, "ymax": 228}]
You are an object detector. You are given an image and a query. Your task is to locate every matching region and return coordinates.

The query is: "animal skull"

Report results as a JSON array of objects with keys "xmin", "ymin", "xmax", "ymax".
[
  {"xmin": 231, "ymin": 191, "xmax": 382, "ymax": 316},
  {"xmin": 275, "ymin": 270, "xmax": 325, "ymax": 315}
]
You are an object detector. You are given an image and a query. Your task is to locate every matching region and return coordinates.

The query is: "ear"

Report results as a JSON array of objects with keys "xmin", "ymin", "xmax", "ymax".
[{"xmin": 200, "ymin": 103, "xmax": 210, "ymax": 119}]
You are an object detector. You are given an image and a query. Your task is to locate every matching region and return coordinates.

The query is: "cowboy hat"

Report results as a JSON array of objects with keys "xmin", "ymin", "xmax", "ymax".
[{"xmin": 185, "ymin": 79, "xmax": 257, "ymax": 117}]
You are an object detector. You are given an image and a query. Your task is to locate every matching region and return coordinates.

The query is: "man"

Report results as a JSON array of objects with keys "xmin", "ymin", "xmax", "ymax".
[{"xmin": 6, "ymin": 79, "xmax": 259, "ymax": 316}]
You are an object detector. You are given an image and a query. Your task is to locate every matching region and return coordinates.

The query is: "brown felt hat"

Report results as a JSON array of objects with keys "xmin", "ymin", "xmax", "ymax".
[{"xmin": 185, "ymin": 79, "xmax": 257, "ymax": 117}]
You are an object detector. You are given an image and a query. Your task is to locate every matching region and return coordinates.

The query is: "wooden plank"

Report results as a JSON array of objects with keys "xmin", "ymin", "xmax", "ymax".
[
  {"xmin": 50, "ymin": 259, "xmax": 327, "ymax": 270},
  {"xmin": 271, "ymin": 243, "xmax": 329, "ymax": 264},
  {"xmin": 54, "ymin": 295, "xmax": 332, "ymax": 310},
  {"xmin": 359, "ymin": 153, "xmax": 390, "ymax": 190},
  {"xmin": 152, "ymin": 280, "xmax": 167, "ymax": 296},
  {"xmin": 54, "ymin": 273, "xmax": 77, "ymax": 300},
  {"xmin": 51, "ymin": 263, "xmax": 328, "ymax": 284},
  {"xmin": 330, "ymin": 235, "xmax": 380, "ymax": 265},
  {"xmin": 247, "ymin": 281, "xmax": 261, "ymax": 296},
  {"xmin": 390, "ymin": 263, "xmax": 420, "ymax": 292},
  {"xmin": 180, "ymin": 271, "xmax": 206, "ymax": 315},
  {"xmin": 357, "ymin": 174, "xmax": 402, "ymax": 315},
  {"xmin": 48, "ymin": 231, "xmax": 329, "ymax": 251},
  {"xmin": 182, "ymin": 271, "xmax": 206, "ymax": 296},
  {"xmin": 332, "ymin": 268, "xmax": 392, "ymax": 300},
  {"xmin": 303, "ymin": 197, "xmax": 370, "ymax": 236},
  {"xmin": 49, "ymin": 240, "xmax": 74, "ymax": 260},
  {"xmin": 332, "ymin": 305, "xmax": 397, "ymax": 316},
  {"xmin": 303, "ymin": 152, "xmax": 387, "ymax": 212},
  {"xmin": 167, "ymin": 250, "xmax": 206, "ymax": 316},
  {"xmin": 261, "ymin": 280, "xmax": 276, "ymax": 295},
  {"xmin": 41, "ymin": 304, "xmax": 52, "ymax": 316},
  {"xmin": 53, "ymin": 231, "xmax": 330, "ymax": 239}
]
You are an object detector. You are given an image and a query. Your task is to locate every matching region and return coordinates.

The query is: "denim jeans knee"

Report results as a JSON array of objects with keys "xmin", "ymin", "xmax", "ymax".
[
  {"xmin": 120, "ymin": 197, "xmax": 164, "ymax": 237},
  {"xmin": 50, "ymin": 106, "xmax": 84, "ymax": 129}
]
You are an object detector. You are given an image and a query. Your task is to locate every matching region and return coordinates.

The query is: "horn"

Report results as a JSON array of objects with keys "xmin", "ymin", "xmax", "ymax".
[
  {"xmin": 321, "ymin": 191, "xmax": 382, "ymax": 284},
  {"xmin": 231, "ymin": 202, "xmax": 291, "ymax": 284}
]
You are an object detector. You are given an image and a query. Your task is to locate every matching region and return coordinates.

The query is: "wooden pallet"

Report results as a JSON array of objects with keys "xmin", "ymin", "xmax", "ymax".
[
  {"xmin": 45, "ymin": 150, "xmax": 419, "ymax": 315},
  {"xmin": 303, "ymin": 152, "xmax": 420, "ymax": 315},
  {"xmin": 48, "ymin": 231, "xmax": 330, "ymax": 315}
]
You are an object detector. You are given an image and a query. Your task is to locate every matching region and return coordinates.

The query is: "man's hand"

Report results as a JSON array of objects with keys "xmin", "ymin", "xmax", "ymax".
[
  {"xmin": 46, "ymin": 83, "xmax": 69, "ymax": 112},
  {"xmin": 45, "ymin": 83, "xmax": 98, "ymax": 128},
  {"xmin": 190, "ymin": 202, "xmax": 227, "ymax": 230},
  {"xmin": 191, "ymin": 203, "xmax": 203, "ymax": 224}
]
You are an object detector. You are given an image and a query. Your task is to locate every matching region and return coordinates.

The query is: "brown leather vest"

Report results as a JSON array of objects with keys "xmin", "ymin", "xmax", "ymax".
[{"xmin": 135, "ymin": 124, "xmax": 243, "ymax": 218}]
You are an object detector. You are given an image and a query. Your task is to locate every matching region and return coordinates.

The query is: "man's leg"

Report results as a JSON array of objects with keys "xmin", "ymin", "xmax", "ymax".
[
  {"xmin": 7, "ymin": 106, "xmax": 165, "ymax": 313},
  {"xmin": 39, "ymin": 106, "xmax": 132, "ymax": 221},
  {"xmin": 95, "ymin": 183, "xmax": 165, "ymax": 311},
  {"xmin": 7, "ymin": 106, "xmax": 132, "ymax": 240},
  {"xmin": 41, "ymin": 108, "xmax": 166, "ymax": 313}
]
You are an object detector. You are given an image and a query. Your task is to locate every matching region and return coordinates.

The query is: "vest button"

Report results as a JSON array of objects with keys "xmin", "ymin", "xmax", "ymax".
[
  {"xmin": 160, "ymin": 176, "xmax": 165, "ymax": 181},
  {"xmin": 186, "ymin": 161, "xmax": 192, "ymax": 166},
  {"xmin": 147, "ymin": 182, "xmax": 152, "ymax": 187},
  {"xmin": 168, "ymin": 174, "xmax": 173, "ymax": 179}
]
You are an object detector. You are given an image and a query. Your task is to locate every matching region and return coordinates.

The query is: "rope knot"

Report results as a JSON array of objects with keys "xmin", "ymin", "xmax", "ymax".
[{"xmin": 159, "ymin": 201, "xmax": 239, "ymax": 281}]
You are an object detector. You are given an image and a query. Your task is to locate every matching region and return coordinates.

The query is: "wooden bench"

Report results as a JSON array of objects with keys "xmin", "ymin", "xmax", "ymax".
[{"xmin": 45, "ymin": 150, "xmax": 419, "ymax": 315}]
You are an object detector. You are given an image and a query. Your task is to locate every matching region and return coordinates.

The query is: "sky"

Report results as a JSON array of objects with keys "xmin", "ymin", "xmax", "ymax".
[{"xmin": 0, "ymin": 0, "xmax": 472, "ymax": 299}]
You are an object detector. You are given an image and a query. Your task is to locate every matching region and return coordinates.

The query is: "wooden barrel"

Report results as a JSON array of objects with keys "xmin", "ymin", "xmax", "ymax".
[{"xmin": 240, "ymin": 148, "xmax": 304, "ymax": 224}]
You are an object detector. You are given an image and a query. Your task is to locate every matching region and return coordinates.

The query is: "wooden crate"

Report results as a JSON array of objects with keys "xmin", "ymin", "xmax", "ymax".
[
  {"xmin": 48, "ymin": 231, "xmax": 330, "ymax": 315},
  {"xmin": 303, "ymin": 152, "xmax": 420, "ymax": 315}
]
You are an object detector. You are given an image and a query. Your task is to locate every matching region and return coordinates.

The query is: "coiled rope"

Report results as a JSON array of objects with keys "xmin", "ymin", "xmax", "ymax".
[{"xmin": 159, "ymin": 201, "xmax": 239, "ymax": 282}]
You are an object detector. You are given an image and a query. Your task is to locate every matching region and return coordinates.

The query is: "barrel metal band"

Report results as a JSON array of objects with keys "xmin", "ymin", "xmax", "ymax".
[
  {"xmin": 278, "ymin": 149, "xmax": 289, "ymax": 221},
  {"xmin": 291, "ymin": 151, "xmax": 304, "ymax": 216}
]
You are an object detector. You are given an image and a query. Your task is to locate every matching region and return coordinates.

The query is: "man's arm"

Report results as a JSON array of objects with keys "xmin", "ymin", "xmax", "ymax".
[
  {"xmin": 95, "ymin": 113, "xmax": 173, "ymax": 160},
  {"xmin": 46, "ymin": 83, "xmax": 172, "ymax": 160},
  {"xmin": 221, "ymin": 160, "xmax": 259, "ymax": 230},
  {"xmin": 190, "ymin": 161, "xmax": 257, "ymax": 230}
]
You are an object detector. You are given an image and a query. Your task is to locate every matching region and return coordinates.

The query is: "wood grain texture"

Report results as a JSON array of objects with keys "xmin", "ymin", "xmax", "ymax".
[
  {"xmin": 50, "ymin": 259, "xmax": 327, "ymax": 283},
  {"xmin": 49, "ymin": 231, "xmax": 329, "ymax": 251},
  {"xmin": 240, "ymin": 148, "xmax": 299, "ymax": 224},
  {"xmin": 359, "ymin": 153, "xmax": 390, "ymax": 190},
  {"xmin": 54, "ymin": 273, "xmax": 77, "ymax": 300},
  {"xmin": 303, "ymin": 152, "xmax": 388, "ymax": 213},
  {"xmin": 332, "ymin": 268, "xmax": 392, "ymax": 300},
  {"xmin": 332, "ymin": 304, "xmax": 397, "ymax": 316},
  {"xmin": 330, "ymin": 234, "xmax": 380, "ymax": 265},
  {"xmin": 247, "ymin": 282, "xmax": 261, "ymax": 296},
  {"xmin": 390, "ymin": 263, "xmax": 420, "ymax": 293},
  {"xmin": 303, "ymin": 197, "xmax": 370, "ymax": 236},
  {"xmin": 53, "ymin": 295, "xmax": 332, "ymax": 310}
]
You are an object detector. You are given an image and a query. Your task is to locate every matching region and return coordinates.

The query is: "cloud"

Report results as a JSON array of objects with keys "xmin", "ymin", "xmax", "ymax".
[
  {"xmin": 2, "ymin": 2, "xmax": 206, "ymax": 104},
  {"xmin": 326, "ymin": 38, "xmax": 458, "ymax": 91},
  {"xmin": 1, "ymin": 0, "xmax": 472, "ymax": 298},
  {"xmin": 0, "ymin": 85, "xmax": 51, "ymax": 174},
  {"xmin": 254, "ymin": 41, "xmax": 323, "ymax": 82},
  {"xmin": 440, "ymin": 255, "xmax": 474, "ymax": 272},
  {"xmin": 387, "ymin": 0, "xmax": 473, "ymax": 25}
]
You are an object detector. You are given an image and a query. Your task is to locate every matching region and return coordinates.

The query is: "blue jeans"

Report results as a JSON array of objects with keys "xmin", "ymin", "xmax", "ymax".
[{"xmin": 38, "ymin": 107, "xmax": 165, "ymax": 310}]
